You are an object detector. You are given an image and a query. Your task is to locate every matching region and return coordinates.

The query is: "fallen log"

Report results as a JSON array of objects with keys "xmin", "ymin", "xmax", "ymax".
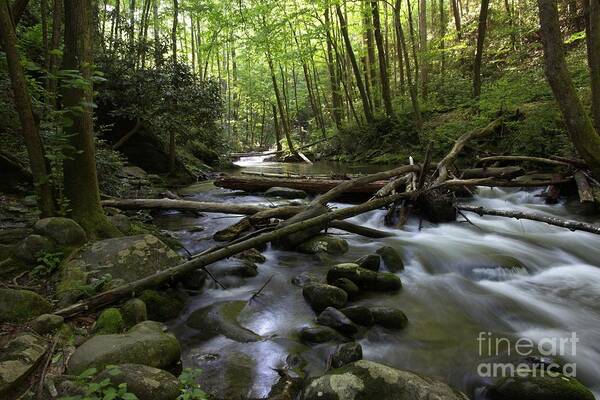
[
  {"xmin": 457, "ymin": 204, "xmax": 600, "ymax": 235},
  {"xmin": 574, "ymin": 171, "xmax": 595, "ymax": 204},
  {"xmin": 100, "ymin": 198, "xmax": 293, "ymax": 215},
  {"xmin": 476, "ymin": 155, "xmax": 571, "ymax": 167},
  {"xmin": 461, "ymin": 166, "xmax": 524, "ymax": 179},
  {"xmin": 329, "ymin": 221, "xmax": 395, "ymax": 238},
  {"xmin": 54, "ymin": 191, "xmax": 414, "ymax": 319},
  {"xmin": 214, "ymin": 176, "xmax": 391, "ymax": 195}
]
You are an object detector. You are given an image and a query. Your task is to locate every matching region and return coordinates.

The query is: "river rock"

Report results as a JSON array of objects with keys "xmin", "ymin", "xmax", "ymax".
[
  {"xmin": 67, "ymin": 321, "xmax": 181, "ymax": 374},
  {"xmin": 33, "ymin": 217, "xmax": 87, "ymax": 246},
  {"xmin": 186, "ymin": 300, "xmax": 261, "ymax": 342},
  {"xmin": 121, "ymin": 298, "xmax": 148, "ymax": 327},
  {"xmin": 331, "ymin": 342, "xmax": 363, "ymax": 368},
  {"xmin": 487, "ymin": 372, "xmax": 595, "ymax": 400},
  {"xmin": 57, "ymin": 234, "xmax": 182, "ymax": 302},
  {"xmin": 303, "ymin": 360, "xmax": 469, "ymax": 400},
  {"xmin": 265, "ymin": 186, "xmax": 308, "ymax": 199},
  {"xmin": 195, "ymin": 351, "xmax": 256, "ymax": 400},
  {"xmin": 138, "ymin": 290, "xmax": 185, "ymax": 322},
  {"xmin": 292, "ymin": 272, "xmax": 321, "ymax": 287},
  {"xmin": 317, "ymin": 307, "xmax": 359, "ymax": 335},
  {"xmin": 298, "ymin": 234, "xmax": 349, "ymax": 256},
  {"xmin": 31, "ymin": 314, "xmax": 64, "ymax": 334},
  {"xmin": 108, "ymin": 214, "xmax": 131, "ymax": 235},
  {"xmin": 0, "ymin": 333, "xmax": 48, "ymax": 398},
  {"xmin": 180, "ymin": 269, "xmax": 207, "ymax": 290},
  {"xmin": 94, "ymin": 308, "xmax": 125, "ymax": 334},
  {"xmin": 355, "ymin": 254, "xmax": 380, "ymax": 271},
  {"xmin": 13, "ymin": 234, "xmax": 54, "ymax": 264},
  {"xmin": 234, "ymin": 248, "xmax": 267, "ymax": 264},
  {"xmin": 96, "ymin": 364, "xmax": 181, "ymax": 400},
  {"xmin": 303, "ymin": 283, "xmax": 348, "ymax": 312},
  {"xmin": 299, "ymin": 326, "xmax": 346, "ymax": 343},
  {"xmin": 0, "ymin": 288, "xmax": 52, "ymax": 323},
  {"xmin": 332, "ymin": 278, "xmax": 360, "ymax": 299},
  {"xmin": 327, "ymin": 263, "xmax": 402, "ymax": 292},
  {"xmin": 370, "ymin": 307, "xmax": 408, "ymax": 329},
  {"xmin": 340, "ymin": 306, "xmax": 375, "ymax": 327},
  {"xmin": 226, "ymin": 259, "xmax": 259, "ymax": 277},
  {"xmin": 376, "ymin": 246, "xmax": 404, "ymax": 272}
]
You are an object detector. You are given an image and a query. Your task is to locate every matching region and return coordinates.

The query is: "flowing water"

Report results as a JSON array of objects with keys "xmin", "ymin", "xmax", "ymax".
[{"xmin": 157, "ymin": 156, "xmax": 600, "ymax": 399}]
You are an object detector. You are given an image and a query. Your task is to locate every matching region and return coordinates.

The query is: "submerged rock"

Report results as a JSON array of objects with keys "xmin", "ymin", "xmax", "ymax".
[
  {"xmin": 186, "ymin": 300, "xmax": 261, "ymax": 342},
  {"xmin": 299, "ymin": 326, "xmax": 346, "ymax": 343},
  {"xmin": 355, "ymin": 255, "xmax": 380, "ymax": 271},
  {"xmin": 0, "ymin": 333, "xmax": 48, "ymax": 398},
  {"xmin": 67, "ymin": 321, "xmax": 181, "ymax": 374},
  {"xmin": 340, "ymin": 306, "xmax": 375, "ymax": 327},
  {"xmin": 265, "ymin": 186, "xmax": 308, "ymax": 199},
  {"xmin": 298, "ymin": 235, "xmax": 349, "ymax": 256},
  {"xmin": 331, "ymin": 342, "xmax": 363, "ymax": 369},
  {"xmin": 327, "ymin": 263, "xmax": 402, "ymax": 292},
  {"xmin": 370, "ymin": 307, "xmax": 408, "ymax": 329},
  {"xmin": 487, "ymin": 372, "xmax": 595, "ymax": 400},
  {"xmin": 302, "ymin": 283, "xmax": 348, "ymax": 313},
  {"xmin": 195, "ymin": 351, "xmax": 256, "ymax": 400},
  {"xmin": 0, "ymin": 288, "xmax": 52, "ymax": 323},
  {"xmin": 58, "ymin": 234, "xmax": 182, "ymax": 302},
  {"xmin": 234, "ymin": 248, "xmax": 267, "ymax": 264},
  {"xmin": 96, "ymin": 364, "xmax": 181, "ymax": 400},
  {"xmin": 33, "ymin": 217, "xmax": 87, "ymax": 246},
  {"xmin": 376, "ymin": 246, "xmax": 404, "ymax": 272},
  {"xmin": 292, "ymin": 272, "xmax": 321, "ymax": 288},
  {"xmin": 317, "ymin": 307, "xmax": 358, "ymax": 335},
  {"xmin": 303, "ymin": 360, "xmax": 468, "ymax": 400}
]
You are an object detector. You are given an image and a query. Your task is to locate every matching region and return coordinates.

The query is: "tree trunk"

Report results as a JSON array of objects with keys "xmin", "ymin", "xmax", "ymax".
[
  {"xmin": 325, "ymin": 7, "xmax": 343, "ymax": 129},
  {"xmin": 473, "ymin": 0, "xmax": 490, "ymax": 98},
  {"xmin": 0, "ymin": 1, "xmax": 55, "ymax": 217},
  {"xmin": 406, "ymin": 0, "xmax": 420, "ymax": 84},
  {"xmin": 372, "ymin": 0, "xmax": 394, "ymax": 116},
  {"xmin": 62, "ymin": 0, "xmax": 118, "ymax": 236},
  {"xmin": 267, "ymin": 51, "xmax": 296, "ymax": 153},
  {"xmin": 586, "ymin": 0, "xmax": 600, "ymax": 130},
  {"xmin": 537, "ymin": 0, "xmax": 600, "ymax": 179},
  {"xmin": 128, "ymin": 0, "xmax": 135, "ymax": 45},
  {"xmin": 451, "ymin": 0, "xmax": 462, "ymax": 38},
  {"xmin": 153, "ymin": 0, "xmax": 160, "ymax": 66},
  {"xmin": 418, "ymin": 0, "xmax": 428, "ymax": 99},
  {"xmin": 10, "ymin": 0, "xmax": 30, "ymax": 26},
  {"xmin": 336, "ymin": 4, "xmax": 374, "ymax": 123},
  {"xmin": 47, "ymin": 0, "xmax": 63, "ymax": 108},
  {"xmin": 272, "ymin": 103, "xmax": 283, "ymax": 152},
  {"xmin": 362, "ymin": 1, "xmax": 377, "ymax": 111},
  {"xmin": 169, "ymin": 0, "xmax": 178, "ymax": 175}
]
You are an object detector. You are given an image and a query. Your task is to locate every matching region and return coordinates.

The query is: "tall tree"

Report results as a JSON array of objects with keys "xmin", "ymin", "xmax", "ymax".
[
  {"xmin": 586, "ymin": 0, "xmax": 600, "ymax": 130},
  {"xmin": 371, "ymin": 0, "xmax": 394, "ymax": 116},
  {"xmin": 451, "ymin": 0, "xmax": 461, "ymax": 39},
  {"xmin": 62, "ymin": 0, "xmax": 118, "ymax": 236},
  {"xmin": 537, "ymin": 0, "xmax": 600, "ymax": 179},
  {"xmin": 0, "ymin": 0, "xmax": 55, "ymax": 217},
  {"xmin": 418, "ymin": 0, "xmax": 428, "ymax": 99},
  {"xmin": 473, "ymin": 0, "xmax": 490, "ymax": 98},
  {"xmin": 169, "ymin": 0, "xmax": 178, "ymax": 174}
]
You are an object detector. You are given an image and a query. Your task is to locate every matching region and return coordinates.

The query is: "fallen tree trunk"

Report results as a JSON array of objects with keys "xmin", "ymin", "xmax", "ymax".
[
  {"xmin": 476, "ymin": 155, "xmax": 571, "ymax": 167},
  {"xmin": 329, "ymin": 220, "xmax": 395, "ymax": 238},
  {"xmin": 214, "ymin": 176, "xmax": 391, "ymax": 195},
  {"xmin": 54, "ymin": 191, "xmax": 414, "ymax": 319},
  {"xmin": 574, "ymin": 171, "xmax": 595, "ymax": 204},
  {"xmin": 241, "ymin": 170, "xmax": 354, "ymax": 180},
  {"xmin": 100, "ymin": 198, "xmax": 292, "ymax": 215},
  {"xmin": 461, "ymin": 166, "xmax": 524, "ymax": 179},
  {"xmin": 457, "ymin": 204, "xmax": 600, "ymax": 234}
]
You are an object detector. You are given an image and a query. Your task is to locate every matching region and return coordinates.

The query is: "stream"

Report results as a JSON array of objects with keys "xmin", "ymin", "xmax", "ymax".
[{"xmin": 156, "ymin": 157, "xmax": 600, "ymax": 399}]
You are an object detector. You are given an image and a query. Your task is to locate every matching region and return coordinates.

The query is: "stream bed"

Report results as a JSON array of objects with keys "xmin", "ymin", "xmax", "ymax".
[{"xmin": 155, "ymin": 157, "xmax": 600, "ymax": 399}]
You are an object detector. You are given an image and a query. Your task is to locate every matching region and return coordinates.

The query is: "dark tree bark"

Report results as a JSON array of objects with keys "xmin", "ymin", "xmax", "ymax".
[
  {"xmin": 537, "ymin": 0, "xmax": 600, "ymax": 179},
  {"xmin": 153, "ymin": 0, "xmax": 160, "ymax": 66},
  {"xmin": 128, "ymin": 0, "xmax": 135, "ymax": 45},
  {"xmin": 266, "ymin": 51, "xmax": 295, "ymax": 153},
  {"xmin": 324, "ymin": 7, "xmax": 343, "ymax": 129},
  {"xmin": 10, "ymin": 0, "xmax": 29, "ymax": 25},
  {"xmin": 362, "ymin": 1, "xmax": 377, "ymax": 110},
  {"xmin": 272, "ymin": 103, "xmax": 282, "ymax": 152},
  {"xmin": 47, "ymin": 0, "xmax": 63, "ymax": 108},
  {"xmin": 586, "ymin": 0, "xmax": 600, "ymax": 130},
  {"xmin": 336, "ymin": 4, "xmax": 374, "ymax": 123},
  {"xmin": 473, "ymin": 0, "xmax": 490, "ymax": 98},
  {"xmin": 62, "ymin": 0, "xmax": 118, "ymax": 236},
  {"xmin": 418, "ymin": 0, "xmax": 428, "ymax": 99},
  {"xmin": 0, "ymin": 1, "xmax": 55, "ymax": 217},
  {"xmin": 451, "ymin": 0, "xmax": 461, "ymax": 38},
  {"xmin": 371, "ymin": 0, "xmax": 394, "ymax": 116},
  {"xmin": 169, "ymin": 0, "xmax": 178, "ymax": 175}
]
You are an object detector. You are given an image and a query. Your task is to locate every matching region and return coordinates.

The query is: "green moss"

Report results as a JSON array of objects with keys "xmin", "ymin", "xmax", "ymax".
[
  {"xmin": 490, "ymin": 373, "xmax": 595, "ymax": 400},
  {"xmin": 138, "ymin": 290, "xmax": 184, "ymax": 322},
  {"xmin": 0, "ymin": 289, "xmax": 52, "ymax": 323},
  {"xmin": 94, "ymin": 308, "xmax": 125, "ymax": 334}
]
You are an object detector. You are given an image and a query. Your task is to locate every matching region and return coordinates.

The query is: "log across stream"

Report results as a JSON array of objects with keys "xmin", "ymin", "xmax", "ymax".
[{"xmin": 143, "ymin": 157, "xmax": 600, "ymax": 399}]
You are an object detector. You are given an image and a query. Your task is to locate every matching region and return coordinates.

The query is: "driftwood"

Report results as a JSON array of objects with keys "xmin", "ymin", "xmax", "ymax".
[
  {"xmin": 574, "ymin": 171, "xmax": 595, "ymax": 204},
  {"xmin": 230, "ymin": 137, "xmax": 329, "ymax": 159},
  {"xmin": 329, "ymin": 221, "xmax": 395, "ymax": 238},
  {"xmin": 457, "ymin": 204, "xmax": 600, "ymax": 235},
  {"xmin": 241, "ymin": 170, "xmax": 354, "ymax": 180},
  {"xmin": 55, "ymin": 191, "xmax": 414, "ymax": 319},
  {"xmin": 477, "ymin": 155, "xmax": 571, "ymax": 167},
  {"xmin": 461, "ymin": 166, "xmax": 524, "ymax": 179}
]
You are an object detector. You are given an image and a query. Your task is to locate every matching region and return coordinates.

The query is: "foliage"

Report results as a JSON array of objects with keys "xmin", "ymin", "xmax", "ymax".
[
  {"xmin": 59, "ymin": 366, "xmax": 138, "ymax": 400},
  {"xmin": 177, "ymin": 368, "xmax": 208, "ymax": 400},
  {"xmin": 31, "ymin": 251, "xmax": 64, "ymax": 278}
]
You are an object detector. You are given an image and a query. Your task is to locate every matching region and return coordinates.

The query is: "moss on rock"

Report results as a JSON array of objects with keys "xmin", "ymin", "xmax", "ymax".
[
  {"xmin": 138, "ymin": 290, "xmax": 184, "ymax": 322},
  {"xmin": 0, "ymin": 289, "xmax": 52, "ymax": 323},
  {"xmin": 94, "ymin": 308, "xmax": 125, "ymax": 334}
]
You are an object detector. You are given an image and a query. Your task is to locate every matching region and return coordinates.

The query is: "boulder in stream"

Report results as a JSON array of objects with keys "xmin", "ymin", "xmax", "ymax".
[
  {"xmin": 376, "ymin": 246, "xmax": 404, "ymax": 272},
  {"xmin": 316, "ymin": 307, "xmax": 358, "ymax": 335},
  {"xmin": 298, "ymin": 234, "xmax": 349, "ymax": 256},
  {"xmin": 186, "ymin": 300, "xmax": 261, "ymax": 342},
  {"xmin": 265, "ymin": 186, "xmax": 308, "ymax": 199},
  {"xmin": 302, "ymin": 283, "xmax": 348, "ymax": 312},
  {"xmin": 331, "ymin": 342, "xmax": 363, "ymax": 369},
  {"xmin": 327, "ymin": 263, "xmax": 402, "ymax": 292},
  {"xmin": 304, "ymin": 360, "xmax": 469, "ymax": 400},
  {"xmin": 355, "ymin": 254, "xmax": 381, "ymax": 271},
  {"xmin": 67, "ymin": 321, "xmax": 181, "ymax": 374},
  {"xmin": 487, "ymin": 372, "xmax": 595, "ymax": 400},
  {"xmin": 370, "ymin": 307, "xmax": 408, "ymax": 329},
  {"xmin": 299, "ymin": 326, "xmax": 347, "ymax": 343},
  {"xmin": 340, "ymin": 306, "xmax": 375, "ymax": 327},
  {"xmin": 332, "ymin": 278, "xmax": 360, "ymax": 299},
  {"xmin": 292, "ymin": 272, "xmax": 321, "ymax": 287}
]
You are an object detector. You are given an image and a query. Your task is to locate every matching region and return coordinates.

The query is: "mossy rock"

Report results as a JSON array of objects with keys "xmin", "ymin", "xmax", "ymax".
[
  {"xmin": 327, "ymin": 263, "xmax": 402, "ymax": 292},
  {"xmin": 94, "ymin": 308, "xmax": 125, "ymax": 334},
  {"xmin": 186, "ymin": 301, "xmax": 261, "ymax": 343},
  {"xmin": 13, "ymin": 234, "xmax": 54, "ymax": 264},
  {"xmin": 488, "ymin": 372, "xmax": 595, "ymax": 400},
  {"xmin": 302, "ymin": 283, "xmax": 348, "ymax": 313},
  {"xmin": 138, "ymin": 290, "xmax": 185, "ymax": 322},
  {"xmin": 376, "ymin": 246, "xmax": 404, "ymax": 272},
  {"xmin": 298, "ymin": 235, "xmax": 349, "ymax": 256},
  {"xmin": 31, "ymin": 314, "xmax": 64, "ymax": 335},
  {"xmin": 121, "ymin": 298, "xmax": 148, "ymax": 328},
  {"xmin": 33, "ymin": 217, "xmax": 87, "ymax": 246},
  {"xmin": 95, "ymin": 364, "xmax": 181, "ymax": 400},
  {"xmin": 0, "ymin": 289, "xmax": 52, "ymax": 323},
  {"xmin": 0, "ymin": 333, "xmax": 48, "ymax": 398}
]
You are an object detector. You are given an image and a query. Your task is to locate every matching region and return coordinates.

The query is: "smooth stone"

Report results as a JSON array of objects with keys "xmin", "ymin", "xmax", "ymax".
[
  {"xmin": 233, "ymin": 248, "xmax": 267, "ymax": 264},
  {"xmin": 299, "ymin": 326, "xmax": 346, "ymax": 343},
  {"xmin": 340, "ymin": 306, "xmax": 375, "ymax": 327},
  {"xmin": 304, "ymin": 360, "xmax": 469, "ymax": 400},
  {"xmin": 33, "ymin": 217, "xmax": 87, "ymax": 246},
  {"xmin": 0, "ymin": 288, "xmax": 52, "ymax": 323},
  {"xmin": 327, "ymin": 263, "xmax": 402, "ymax": 292},
  {"xmin": 265, "ymin": 186, "xmax": 308, "ymax": 199},
  {"xmin": 96, "ymin": 364, "xmax": 181, "ymax": 400},
  {"xmin": 121, "ymin": 298, "xmax": 148, "ymax": 328},
  {"xmin": 302, "ymin": 283, "xmax": 348, "ymax": 313},
  {"xmin": 332, "ymin": 278, "xmax": 360, "ymax": 299},
  {"xmin": 355, "ymin": 254, "xmax": 381, "ymax": 271},
  {"xmin": 316, "ymin": 307, "xmax": 358, "ymax": 335},
  {"xmin": 0, "ymin": 333, "xmax": 47, "ymax": 397},
  {"xmin": 31, "ymin": 314, "xmax": 64, "ymax": 335},
  {"xmin": 292, "ymin": 272, "xmax": 321, "ymax": 288},
  {"xmin": 331, "ymin": 342, "xmax": 363, "ymax": 369},
  {"xmin": 186, "ymin": 300, "xmax": 261, "ymax": 342},
  {"xmin": 297, "ymin": 234, "xmax": 349, "ymax": 256},
  {"xmin": 67, "ymin": 321, "xmax": 181, "ymax": 374},
  {"xmin": 370, "ymin": 307, "xmax": 408, "ymax": 329},
  {"xmin": 13, "ymin": 234, "xmax": 54, "ymax": 264},
  {"xmin": 94, "ymin": 308, "xmax": 125, "ymax": 334},
  {"xmin": 487, "ymin": 372, "xmax": 595, "ymax": 400},
  {"xmin": 376, "ymin": 246, "xmax": 404, "ymax": 272}
]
